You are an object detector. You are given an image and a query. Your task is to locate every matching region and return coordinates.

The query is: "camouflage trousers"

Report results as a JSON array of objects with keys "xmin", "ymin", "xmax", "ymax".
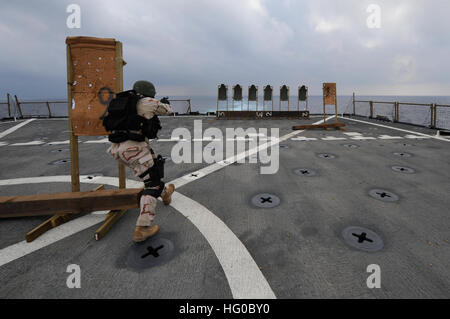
[{"xmin": 107, "ymin": 140, "xmax": 168, "ymax": 227}]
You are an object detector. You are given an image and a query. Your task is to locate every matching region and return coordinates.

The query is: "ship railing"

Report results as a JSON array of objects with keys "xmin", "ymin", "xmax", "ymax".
[{"xmin": 348, "ymin": 93, "xmax": 450, "ymax": 130}]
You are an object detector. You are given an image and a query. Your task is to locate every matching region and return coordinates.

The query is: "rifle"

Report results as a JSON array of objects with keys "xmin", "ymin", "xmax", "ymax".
[{"xmin": 160, "ymin": 97, "xmax": 170, "ymax": 105}]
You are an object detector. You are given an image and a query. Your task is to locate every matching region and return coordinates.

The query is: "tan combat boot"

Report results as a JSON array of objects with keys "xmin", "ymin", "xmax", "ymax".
[
  {"xmin": 161, "ymin": 184, "xmax": 175, "ymax": 205},
  {"xmin": 133, "ymin": 225, "xmax": 160, "ymax": 243}
]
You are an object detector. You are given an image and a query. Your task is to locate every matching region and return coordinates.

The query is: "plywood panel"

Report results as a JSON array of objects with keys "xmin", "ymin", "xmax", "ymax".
[
  {"xmin": 66, "ymin": 36, "xmax": 122, "ymax": 136},
  {"xmin": 323, "ymin": 83, "xmax": 337, "ymax": 105}
]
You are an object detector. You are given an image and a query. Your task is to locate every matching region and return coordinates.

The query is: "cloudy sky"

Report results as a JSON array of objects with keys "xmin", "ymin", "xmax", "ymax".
[{"xmin": 0, "ymin": 0, "xmax": 449, "ymax": 99}]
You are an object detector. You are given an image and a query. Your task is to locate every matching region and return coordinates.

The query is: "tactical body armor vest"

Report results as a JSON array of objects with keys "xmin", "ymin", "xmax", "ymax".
[{"xmin": 102, "ymin": 90, "xmax": 162, "ymax": 143}]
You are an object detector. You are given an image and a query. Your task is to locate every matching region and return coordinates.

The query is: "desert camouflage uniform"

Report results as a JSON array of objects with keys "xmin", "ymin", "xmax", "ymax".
[{"xmin": 107, "ymin": 97, "xmax": 173, "ymax": 226}]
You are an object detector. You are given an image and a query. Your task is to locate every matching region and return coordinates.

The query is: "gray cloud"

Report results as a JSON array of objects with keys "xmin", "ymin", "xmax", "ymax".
[{"xmin": 0, "ymin": 0, "xmax": 449, "ymax": 99}]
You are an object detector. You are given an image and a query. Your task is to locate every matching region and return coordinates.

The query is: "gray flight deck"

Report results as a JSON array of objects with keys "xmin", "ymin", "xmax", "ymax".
[{"xmin": 0, "ymin": 115, "xmax": 449, "ymax": 298}]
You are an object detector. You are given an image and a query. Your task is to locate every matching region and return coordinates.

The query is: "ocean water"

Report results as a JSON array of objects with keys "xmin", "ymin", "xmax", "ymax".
[{"xmin": 1, "ymin": 95, "xmax": 450, "ymax": 130}]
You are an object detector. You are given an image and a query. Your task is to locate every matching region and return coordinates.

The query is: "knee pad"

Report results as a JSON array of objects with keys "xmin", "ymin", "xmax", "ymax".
[{"xmin": 142, "ymin": 181, "xmax": 165, "ymax": 198}]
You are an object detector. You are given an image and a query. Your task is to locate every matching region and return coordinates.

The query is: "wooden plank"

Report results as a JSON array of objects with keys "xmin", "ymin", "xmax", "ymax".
[
  {"xmin": 94, "ymin": 209, "xmax": 126, "ymax": 241},
  {"xmin": 292, "ymin": 122, "xmax": 346, "ymax": 130},
  {"xmin": 0, "ymin": 188, "xmax": 142, "ymax": 218}
]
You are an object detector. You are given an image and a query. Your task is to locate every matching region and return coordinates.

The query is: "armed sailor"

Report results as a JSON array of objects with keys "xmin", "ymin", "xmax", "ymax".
[{"xmin": 102, "ymin": 80, "xmax": 175, "ymax": 243}]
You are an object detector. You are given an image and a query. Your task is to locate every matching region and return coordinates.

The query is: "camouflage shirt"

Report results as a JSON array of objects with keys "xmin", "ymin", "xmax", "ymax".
[{"xmin": 136, "ymin": 97, "xmax": 173, "ymax": 119}]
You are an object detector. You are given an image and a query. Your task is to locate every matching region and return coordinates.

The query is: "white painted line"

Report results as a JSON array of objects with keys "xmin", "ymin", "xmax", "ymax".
[
  {"xmin": 404, "ymin": 134, "xmax": 431, "ymax": 139},
  {"xmin": 0, "ymin": 119, "xmax": 35, "ymax": 139},
  {"xmin": 0, "ymin": 142, "xmax": 8, "ymax": 147},
  {"xmin": 340, "ymin": 116, "xmax": 450, "ymax": 143},
  {"xmin": 378, "ymin": 135, "xmax": 403, "ymax": 140},
  {"xmin": 351, "ymin": 136, "xmax": 376, "ymax": 140},
  {"xmin": 9, "ymin": 141, "xmax": 45, "ymax": 146},
  {"xmin": 344, "ymin": 132, "xmax": 362, "ymax": 136},
  {"xmin": 321, "ymin": 136, "xmax": 347, "ymax": 141},
  {"xmin": 84, "ymin": 138, "xmax": 110, "ymax": 144},
  {"xmin": 170, "ymin": 192, "xmax": 276, "ymax": 299},
  {"xmin": 47, "ymin": 140, "xmax": 70, "ymax": 145},
  {"xmin": 291, "ymin": 137, "xmax": 318, "ymax": 141}
]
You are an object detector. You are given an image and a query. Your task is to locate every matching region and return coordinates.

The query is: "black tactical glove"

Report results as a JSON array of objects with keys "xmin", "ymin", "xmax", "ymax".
[{"xmin": 160, "ymin": 97, "xmax": 170, "ymax": 105}]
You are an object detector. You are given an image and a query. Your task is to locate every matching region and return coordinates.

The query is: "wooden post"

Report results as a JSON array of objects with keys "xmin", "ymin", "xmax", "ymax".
[
  {"xmin": 115, "ymin": 41, "xmax": 126, "ymax": 190},
  {"xmin": 187, "ymin": 99, "xmax": 191, "ymax": 114},
  {"xmin": 352, "ymin": 92, "xmax": 356, "ymax": 115},
  {"xmin": 66, "ymin": 44, "xmax": 80, "ymax": 192},
  {"xmin": 14, "ymin": 95, "xmax": 23, "ymax": 118},
  {"xmin": 323, "ymin": 84, "xmax": 326, "ymax": 123},
  {"xmin": 7, "ymin": 93, "xmax": 11, "ymax": 117},
  {"xmin": 334, "ymin": 88, "xmax": 338, "ymax": 122},
  {"xmin": 46, "ymin": 101, "xmax": 52, "ymax": 118}
]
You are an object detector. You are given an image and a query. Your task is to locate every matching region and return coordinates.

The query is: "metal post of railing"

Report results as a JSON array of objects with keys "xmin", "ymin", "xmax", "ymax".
[
  {"xmin": 433, "ymin": 104, "xmax": 437, "ymax": 128},
  {"xmin": 14, "ymin": 95, "xmax": 23, "ymax": 118},
  {"xmin": 352, "ymin": 92, "xmax": 356, "ymax": 116},
  {"xmin": 369, "ymin": 101, "xmax": 374, "ymax": 118},
  {"xmin": 393, "ymin": 102, "xmax": 399, "ymax": 122},
  {"xmin": 46, "ymin": 101, "xmax": 52, "ymax": 118},
  {"xmin": 7, "ymin": 93, "xmax": 11, "ymax": 117},
  {"xmin": 430, "ymin": 104, "xmax": 435, "ymax": 129}
]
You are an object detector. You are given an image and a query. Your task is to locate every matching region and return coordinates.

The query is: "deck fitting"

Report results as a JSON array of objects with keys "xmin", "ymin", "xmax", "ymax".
[
  {"xmin": 393, "ymin": 152, "xmax": 412, "ymax": 158},
  {"xmin": 369, "ymin": 189, "xmax": 399, "ymax": 202},
  {"xmin": 251, "ymin": 193, "xmax": 280, "ymax": 208},
  {"xmin": 49, "ymin": 158, "xmax": 71, "ymax": 165},
  {"xmin": 342, "ymin": 226, "xmax": 383, "ymax": 252},
  {"xmin": 294, "ymin": 168, "xmax": 317, "ymax": 176},
  {"xmin": 317, "ymin": 153, "xmax": 336, "ymax": 159},
  {"xmin": 50, "ymin": 148, "xmax": 69, "ymax": 153},
  {"xmin": 342, "ymin": 144, "xmax": 359, "ymax": 149},
  {"xmin": 391, "ymin": 166, "xmax": 415, "ymax": 174},
  {"xmin": 126, "ymin": 237, "xmax": 174, "ymax": 269}
]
